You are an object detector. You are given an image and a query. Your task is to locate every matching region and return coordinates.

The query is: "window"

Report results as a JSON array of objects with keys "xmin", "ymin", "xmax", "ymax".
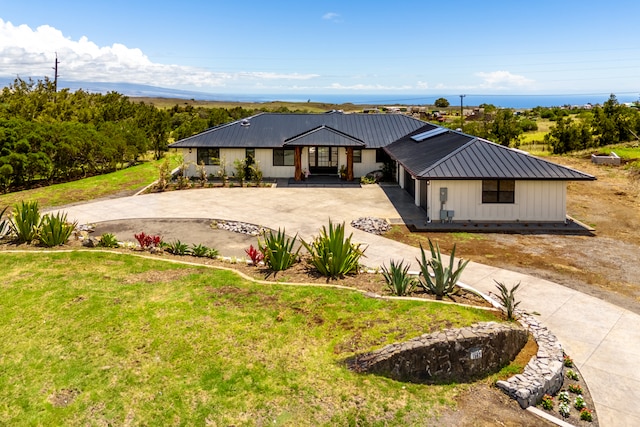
[
  {"xmin": 197, "ymin": 148, "xmax": 220, "ymax": 165},
  {"xmin": 353, "ymin": 149, "xmax": 362, "ymax": 163},
  {"xmin": 482, "ymin": 179, "xmax": 515, "ymax": 203},
  {"xmin": 376, "ymin": 148, "xmax": 390, "ymax": 163},
  {"xmin": 245, "ymin": 148, "xmax": 255, "ymax": 165},
  {"xmin": 273, "ymin": 148, "xmax": 295, "ymax": 166}
]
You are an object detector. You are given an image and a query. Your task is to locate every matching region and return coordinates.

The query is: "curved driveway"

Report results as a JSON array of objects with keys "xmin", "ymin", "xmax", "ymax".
[{"xmin": 55, "ymin": 185, "xmax": 639, "ymax": 426}]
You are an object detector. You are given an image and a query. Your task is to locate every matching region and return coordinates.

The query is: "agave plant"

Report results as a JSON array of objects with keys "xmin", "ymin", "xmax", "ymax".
[
  {"xmin": 11, "ymin": 201, "xmax": 41, "ymax": 243},
  {"xmin": 300, "ymin": 221, "xmax": 366, "ymax": 279},
  {"xmin": 0, "ymin": 206, "xmax": 10, "ymax": 238},
  {"xmin": 190, "ymin": 243, "xmax": 210, "ymax": 257},
  {"xmin": 258, "ymin": 228, "xmax": 299, "ymax": 272},
  {"xmin": 416, "ymin": 239, "xmax": 469, "ymax": 300},
  {"xmin": 381, "ymin": 259, "xmax": 416, "ymax": 296},
  {"xmin": 164, "ymin": 240, "xmax": 190, "ymax": 255},
  {"xmin": 494, "ymin": 280, "xmax": 521, "ymax": 320},
  {"xmin": 97, "ymin": 233, "xmax": 120, "ymax": 248},
  {"xmin": 39, "ymin": 212, "xmax": 76, "ymax": 247}
]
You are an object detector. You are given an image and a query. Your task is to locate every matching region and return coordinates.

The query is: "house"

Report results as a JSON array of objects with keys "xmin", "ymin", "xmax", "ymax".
[
  {"xmin": 168, "ymin": 111, "xmax": 427, "ymax": 181},
  {"xmin": 169, "ymin": 111, "xmax": 595, "ymax": 224},
  {"xmin": 383, "ymin": 124, "xmax": 595, "ymax": 223}
]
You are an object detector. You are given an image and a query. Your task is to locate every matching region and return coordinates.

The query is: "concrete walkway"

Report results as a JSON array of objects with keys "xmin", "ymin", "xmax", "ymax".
[{"xmin": 54, "ymin": 185, "xmax": 639, "ymax": 426}]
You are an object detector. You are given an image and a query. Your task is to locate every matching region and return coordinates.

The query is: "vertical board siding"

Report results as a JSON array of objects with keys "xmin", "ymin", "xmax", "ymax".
[{"xmin": 428, "ymin": 180, "xmax": 567, "ymax": 222}]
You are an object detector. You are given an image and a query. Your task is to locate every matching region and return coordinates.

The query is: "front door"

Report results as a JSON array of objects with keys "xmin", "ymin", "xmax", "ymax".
[{"xmin": 309, "ymin": 146, "xmax": 338, "ymax": 175}]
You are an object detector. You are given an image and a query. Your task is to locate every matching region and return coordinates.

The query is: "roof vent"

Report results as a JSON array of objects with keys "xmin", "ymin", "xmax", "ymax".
[{"xmin": 240, "ymin": 119, "xmax": 250, "ymax": 127}]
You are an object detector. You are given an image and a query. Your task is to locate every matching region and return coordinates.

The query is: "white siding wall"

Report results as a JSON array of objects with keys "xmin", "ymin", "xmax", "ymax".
[
  {"xmin": 427, "ymin": 180, "xmax": 567, "ymax": 222},
  {"xmin": 354, "ymin": 149, "xmax": 382, "ymax": 177},
  {"xmin": 180, "ymin": 147, "xmax": 379, "ymax": 179}
]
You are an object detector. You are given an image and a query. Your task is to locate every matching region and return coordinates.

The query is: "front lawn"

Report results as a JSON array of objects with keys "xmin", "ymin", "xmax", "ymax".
[{"xmin": 0, "ymin": 251, "xmax": 500, "ymax": 426}]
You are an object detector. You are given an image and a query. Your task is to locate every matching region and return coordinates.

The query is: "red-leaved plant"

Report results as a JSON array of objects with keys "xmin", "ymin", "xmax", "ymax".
[
  {"xmin": 134, "ymin": 232, "xmax": 162, "ymax": 249},
  {"xmin": 245, "ymin": 244, "xmax": 264, "ymax": 265}
]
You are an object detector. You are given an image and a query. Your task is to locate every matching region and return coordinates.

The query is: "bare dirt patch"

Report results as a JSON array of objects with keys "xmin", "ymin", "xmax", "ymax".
[{"xmin": 48, "ymin": 388, "xmax": 80, "ymax": 408}]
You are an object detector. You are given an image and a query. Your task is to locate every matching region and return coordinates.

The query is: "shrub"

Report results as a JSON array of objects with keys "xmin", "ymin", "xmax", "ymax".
[
  {"xmin": 206, "ymin": 247, "xmax": 219, "ymax": 259},
  {"xmin": 416, "ymin": 239, "xmax": 469, "ymax": 300},
  {"xmin": 191, "ymin": 243, "xmax": 210, "ymax": 257},
  {"xmin": 580, "ymin": 408, "xmax": 593, "ymax": 422},
  {"xmin": 566, "ymin": 370, "xmax": 579, "ymax": 381},
  {"xmin": 97, "ymin": 233, "xmax": 119, "ymax": 248},
  {"xmin": 245, "ymin": 244, "xmax": 264, "ymax": 265},
  {"xmin": 559, "ymin": 401, "xmax": 571, "ymax": 418},
  {"xmin": 134, "ymin": 232, "xmax": 162, "ymax": 249},
  {"xmin": 11, "ymin": 201, "xmax": 41, "ymax": 243},
  {"xmin": 164, "ymin": 240, "xmax": 190, "ymax": 256},
  {"xmin": 563, "ymin": 355, "xmax": 574, "ymax": 367},
  {"xmin": 540, "ymin": 394, "xmax": 554, "ymax": 410},
  {"xmin": 494, "ymin": 280, "xmax": 521, "ymax": 320},
  {"xmin": 156, "ymin": 158, "xmax": 172, "ymax": 191},
  {"xmin": 568, "ymin": 384, "xmax": 583, "ymax": 394},
  {"xmin": 574, "ymin": 395, "xmax": 586, "ymax": 410},
  {"xmin": 195, "ymin": 161, "xmax": 208, "ymax": 187},
  {"xmin": 258, "ymin": 228, "xmax": 300, "ymax": 272},
  {"xmin": 381, "ymin": 259, "xmax": 417, "ymax": 296},
  {"xmin": 176, "ymin": 162, "xmax": 191, "ymax": 189},
  {"xmin": 250, "ymin": 162, "xmax": 263, "ymax": 186},
  {"xmin": 301, "ymin": 221, "xmax": 366, "ymax": 279},
  {"xmin": 233, "ymin": 158, "xmax": 247, "ymax": 186},
  {"xmin": 39, "ymin": 212, "xmax": 76, "ymax": 247}
]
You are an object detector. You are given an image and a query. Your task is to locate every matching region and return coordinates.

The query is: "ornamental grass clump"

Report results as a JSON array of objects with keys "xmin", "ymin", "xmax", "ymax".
[
  {"xmin": 381, "ymin": 260, "xmax": 416, "ymax": 296},
  {"xmin": 416, "ymin": 239, "xmax": 469, "ymax": 300},
  {"xmin": 258, "ymin": 228, "xmax": 300, "ymax": 272},
  {"xmin": 301, "ymin": 221, "xmax": 366, "ymax": 279}
]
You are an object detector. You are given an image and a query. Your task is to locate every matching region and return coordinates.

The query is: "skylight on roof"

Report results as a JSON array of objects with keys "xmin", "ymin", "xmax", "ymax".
[{"xmin": 411, "ymin": 127, "xmax": 449, "ymax": 142}]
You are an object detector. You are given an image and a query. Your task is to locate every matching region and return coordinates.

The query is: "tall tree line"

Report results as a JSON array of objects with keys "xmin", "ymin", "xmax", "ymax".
[{"xmin": 0, "ymin": 78, "xmax": 259, "ymax": 192}]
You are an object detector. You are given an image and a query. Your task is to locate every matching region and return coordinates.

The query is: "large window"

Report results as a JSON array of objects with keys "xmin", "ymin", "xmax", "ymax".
[
  {"xmin": 197, "ymin": 148, "xmax": 220, "ymax": 165},
  {"xmin": 273, "ymin": 148, "xmax": 295, "ymax": 166},
  {"xmin": 482, "ymin": 179, "xmax": 515, "ymax": 203},
  {"xmin": 353, "ymin": 149, "xmax": 362, "ymax": 163}
]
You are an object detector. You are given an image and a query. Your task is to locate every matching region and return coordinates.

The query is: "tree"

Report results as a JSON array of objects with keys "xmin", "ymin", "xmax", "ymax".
[
  {"xmin": 491, "ymin": 109, "xmax": 522, "ymax": 147},
  {"xmin": 434, "ymin": 97, "xmax": 450, "ymax": 108}
]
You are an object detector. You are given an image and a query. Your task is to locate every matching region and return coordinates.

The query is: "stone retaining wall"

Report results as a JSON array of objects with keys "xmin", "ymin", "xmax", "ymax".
[
  {"xmin": 350, "ymin": 322, "xmax": 527, "ymax": 383},
  {"xmin": 496, "ymin": 313, "xmax": 565, "ymax": 408}
]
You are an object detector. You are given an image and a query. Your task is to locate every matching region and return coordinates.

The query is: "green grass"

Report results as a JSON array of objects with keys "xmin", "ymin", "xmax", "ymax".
[
  {"xmin": 0, "ymin": 250, "xmax": 501, "ymax": 426},
  {"xmin": 0, "ymin": 153, "xmax": 181, "ymax": 210}
]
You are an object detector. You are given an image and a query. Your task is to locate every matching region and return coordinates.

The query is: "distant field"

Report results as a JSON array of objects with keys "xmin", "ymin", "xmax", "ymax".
[{"xmin": 132, "ymin": 97, "xmax": 374, "ymax": 113}]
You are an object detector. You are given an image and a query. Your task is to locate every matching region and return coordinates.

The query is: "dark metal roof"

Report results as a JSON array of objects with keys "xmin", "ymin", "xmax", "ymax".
[
  {"xmin": 385, "ymin": 128, "xmax": 596, "ymax": 181},
  {"xmin": 283, "ymin": 125, "xmax": 365, "ymax": 147},
  {"xmin": 168, "ymin": 111, "xmax": 427, "ymax": 149}
]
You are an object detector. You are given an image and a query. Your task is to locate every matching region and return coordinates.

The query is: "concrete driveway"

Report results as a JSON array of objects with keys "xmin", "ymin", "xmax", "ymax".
[{"xmin": 55, "ymin": 185, "xmax": 640, "ymax": 426}]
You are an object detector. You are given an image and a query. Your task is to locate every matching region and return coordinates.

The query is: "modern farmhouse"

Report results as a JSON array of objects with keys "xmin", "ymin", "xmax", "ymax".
[{"xmin": 169, "ymin": 111, "xmax": 595, "ymax": 223}]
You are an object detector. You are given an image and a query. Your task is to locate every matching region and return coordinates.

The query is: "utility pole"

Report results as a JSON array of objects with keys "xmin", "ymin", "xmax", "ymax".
[
  {"xmin": 52, "ymin": 53, "xmax": 59, "ymax": 93},
  {"xmin": 459, "ymin": 94, "xmax": 466, "ymax": 132}
]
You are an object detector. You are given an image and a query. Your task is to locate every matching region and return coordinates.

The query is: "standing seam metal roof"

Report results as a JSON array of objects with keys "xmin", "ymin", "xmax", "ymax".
[
  {"xmin": 167, "ymin": 111, "xmax": 427, "ymax": 149},
  {"xmin": 384, "ymin": 131, "xmax": 595, "ymax": 181}
]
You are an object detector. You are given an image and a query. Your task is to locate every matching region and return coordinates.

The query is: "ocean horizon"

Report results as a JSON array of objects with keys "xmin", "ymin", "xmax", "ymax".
[{"xmin": 238, "ymin": 93, "xmax": 640, "ymax": 109}]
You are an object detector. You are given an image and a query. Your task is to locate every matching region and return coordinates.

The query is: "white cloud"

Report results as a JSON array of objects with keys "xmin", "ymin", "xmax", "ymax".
[
  {"xmin": 475, "ymin": 70, "xmax": 534, "ymax": 89},
  {"xmin": 0, "ymin": 19, "xmax": 318, "ymax": 91},
  {"xmin": 322, "ymin": 12, "xmax": 342, "ymax": 22}
]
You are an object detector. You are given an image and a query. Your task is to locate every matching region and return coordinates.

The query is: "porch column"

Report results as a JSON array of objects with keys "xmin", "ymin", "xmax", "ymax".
[
  {"xmin": 414, "ymin": 179, "xmax": 421, "ymax": 206},
  {"xmin": 294, "ymin": 146, "xmax": 303, "ymax": 181},
  {"xmin": 346, "ymin": 147, "xmax": 354, "ymax": 181}
]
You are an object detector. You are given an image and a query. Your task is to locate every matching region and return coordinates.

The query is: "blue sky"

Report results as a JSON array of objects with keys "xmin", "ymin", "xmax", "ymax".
[{"xmin": 1, "ymin": 0, "xmax": 639, "ymax": 98}]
